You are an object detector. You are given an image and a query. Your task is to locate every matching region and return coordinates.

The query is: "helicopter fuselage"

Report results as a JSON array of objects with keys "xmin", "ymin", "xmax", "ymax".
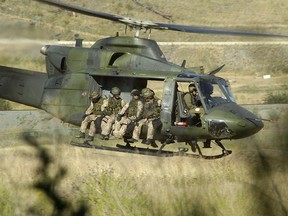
[{"xmin": 0, "ymin": 36, "xmax": 263, "ymax": 142}]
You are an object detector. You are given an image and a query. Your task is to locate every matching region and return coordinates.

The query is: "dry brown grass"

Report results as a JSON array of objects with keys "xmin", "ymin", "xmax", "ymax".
[
  {"xmin": 0, "ymin": 109, "xmax": 287, "ymax": 215},
  {"xmin": 0, "ymin": 127, "xmax": 287, "ymax": 215}
]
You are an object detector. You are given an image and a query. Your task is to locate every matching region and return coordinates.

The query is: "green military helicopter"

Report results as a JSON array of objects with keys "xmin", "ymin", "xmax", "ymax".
[{"xmin": 1, "ymin": 0, "xmax": 287, "ymax": 158}]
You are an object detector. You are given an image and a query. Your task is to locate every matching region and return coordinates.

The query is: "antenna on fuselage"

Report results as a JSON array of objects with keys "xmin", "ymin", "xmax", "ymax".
[
  {"xmin": 135, "ymin": 27, "xmax": 140, "ymax": 37},
  {"xmin": 148, "ymin": 29, "xmax": 152, "ymax": 39}
]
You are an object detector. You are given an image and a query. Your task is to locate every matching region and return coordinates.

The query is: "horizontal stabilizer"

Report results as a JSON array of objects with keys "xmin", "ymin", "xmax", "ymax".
[{"xmin": 0, "ymin": 65, "xmax": 47, "ymax": 108}]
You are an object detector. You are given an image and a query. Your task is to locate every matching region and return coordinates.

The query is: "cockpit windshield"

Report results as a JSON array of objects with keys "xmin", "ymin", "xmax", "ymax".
[
  {"xmin": 198, "ymin": 78, "xmax": 235, "ymax": 110},
  {"xmin": 218, "ymin": 78, "xmax": 237, "ymax": 103}
]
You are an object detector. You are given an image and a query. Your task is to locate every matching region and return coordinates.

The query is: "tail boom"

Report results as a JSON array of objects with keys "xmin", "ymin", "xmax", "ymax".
[{"xmin": 0, "ymin": 65, "xmax": 47, "ymax": 108}]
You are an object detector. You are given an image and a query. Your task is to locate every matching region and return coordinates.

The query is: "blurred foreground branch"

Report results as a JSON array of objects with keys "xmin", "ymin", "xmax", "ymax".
[{"xmin": 22, "ymin": 132, "xmax": 88, "ymax": 216}]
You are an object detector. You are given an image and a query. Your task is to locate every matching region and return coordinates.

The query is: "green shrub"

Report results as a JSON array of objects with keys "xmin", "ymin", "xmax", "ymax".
[
  {"xmin": 263, "ymin": 93, "xmax": 288, "ymax": 104},
  {"xmin": 0, "ymin": 99, "xmax": 11, "ymax": 111}
]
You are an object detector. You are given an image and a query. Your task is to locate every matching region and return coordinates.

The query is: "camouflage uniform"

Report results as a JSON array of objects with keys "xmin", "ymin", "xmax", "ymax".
[
  {"xmin": 87, "ymin": 98, "xmax": 105, "ymax": 138},
  {"xmin": 131, "ymin": 88, "xmax": 161, "ymax": 147},
  {"xmin": 183, "ymin": 84, "xmax": 204, "ymax": 126},
  {"xmin": 101, "ymin": 87, "xmax": 125, "ymax": 139},
  {"xmin": 140, "ymin": 88, "xmax": 161, "ymax": 106},
  {"xmin": 183, "ymin": 91, "xmax": 198, "ymax": 115},
  {"xmin": 76, "ymin": 91, "xmax": 104, "ymax": 141},
  {"xmin": 113, "ymin": 89, "xmax": 143, "ymax": 139}
]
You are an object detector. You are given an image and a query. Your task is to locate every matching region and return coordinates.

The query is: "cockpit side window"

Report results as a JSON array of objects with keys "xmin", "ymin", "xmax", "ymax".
[
  {"xmin": 219, "ymin": 78, "xmax": 237, "ymax": 102},
  {"xmin": 199, "ymin": 79, "xmax": 230, "ymax": 110},
  {"xmin": 210, "ymin": 84, "xmax": 227, "ymax": 99}
]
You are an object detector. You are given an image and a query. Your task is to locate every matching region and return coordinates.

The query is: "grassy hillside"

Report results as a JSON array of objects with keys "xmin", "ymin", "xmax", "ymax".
[
  {"xmin": 0, "ymin": 109, "xmax": 287, "ymax": 215},
  {"xmin": 1, "ymin": 0, "xmax": 288, "ymax": 41},
  {"xmin": 0, "ymin": 0, "xmax": 288, "ymax": 107}
]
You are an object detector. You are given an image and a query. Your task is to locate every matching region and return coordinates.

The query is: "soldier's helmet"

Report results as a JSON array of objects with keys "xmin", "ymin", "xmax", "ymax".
[
  {"xmin": 200, "ymin": 81, "xmax": 213, "ymax": 95},
  {"xmin": 188, "ymin": 83, "xmax": 196, "ymax": 93},
  {"xmin": 131, "ymin": 89, "xmax": 140, "ymax": 96},
  {"xmin": 141, "ymin": 88, "xmax": 154, "ymax": 96},
  {"xmin": 142, "ymin": 88, "xmax": 154, "ymax": 99},
  {"xmin": 110, "ymin": 87, "xmax": 121, "ymax": 95},
  {"xmin": 90, "ymin": 91, "xmax": 100, "ymax": 99},
  {"xmin": 140, "ymin": 88, "xmax": 149, "ymax": 96}
]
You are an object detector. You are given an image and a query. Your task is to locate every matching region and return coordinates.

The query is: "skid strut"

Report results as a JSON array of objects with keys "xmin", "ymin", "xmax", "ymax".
[
  {"xmin": 188, "ymin": 141, "xmax": 203, "ymax": 157},
  {"xmin": 70, "ymin": 140, "xmax": 231, "ymax": 159},
  {"xmin": 214, "ymin": 140, "xmax": 231, "ymax": 155}
]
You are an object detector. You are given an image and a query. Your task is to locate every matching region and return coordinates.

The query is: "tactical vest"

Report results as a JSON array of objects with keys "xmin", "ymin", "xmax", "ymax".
[
  {"xmin": 127, "ymin": 99, "xmax": 139, "ymax": 117},
  {"xmin": 106, "ymin": 97, "xmax": 123, "ymax": 115},
  {"xmin": 93, "ymin": 98, "xmax": 104, "ymax": 115},
  {"xmin": 143, "ymin": 99, "xmax": 161, "ymax": 119}
]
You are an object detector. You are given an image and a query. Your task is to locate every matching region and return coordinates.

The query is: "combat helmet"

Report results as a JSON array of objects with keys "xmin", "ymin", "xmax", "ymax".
[
  {"xmin": 142, "ymin": 88, "xmax": 154, "ymax": 99},
  {"xmin": 90, "ymin": 91, "xmax": 100, "ymax": 99},
  {"xmin": 141, "ymin": 88, "xmax": 149, "ymax": 96},
  {"xmin": 131, "ymin": 89, "xmax": 140, "ymax": 96},
  {"xmin": 110, "ymin": 87, "xmax": 121, "ymax": 95},
  {"xmin": 200, "ymin": 81, "xmax": 213, "ymax": 95},
  {"xmin": 188, "ymin": 83, "xmax": 196, "ymax": 93}
]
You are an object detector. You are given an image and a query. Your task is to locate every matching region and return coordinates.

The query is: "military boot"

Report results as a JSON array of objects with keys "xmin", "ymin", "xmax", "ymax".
[
  {"xmin": 75, "ymin": 132, "xmax": 85, "ymax": 139},
  {"xmin": 101, "ymin": 134, "xmax": 109, "ymax": 140},
  {"xmin": 149, "ymin": 139, "xmax": 158, "ymax": 148},
  {"xmin": 86, "ymin": 136, "xmax": 94, "ymax": 142},
  {"xmin": 143, "ymin": 139, "xmax": 158, "ymax": 148},
  {"xmin": 127, "ymin": 138, "xmax": 138, "ymax": 143}
]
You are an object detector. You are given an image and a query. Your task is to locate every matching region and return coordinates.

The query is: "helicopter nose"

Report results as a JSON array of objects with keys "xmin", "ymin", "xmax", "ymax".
[
  {"xmin": 226, "ymin": 105, "xmax": 264, "ymax": 139},
  {"xmin": 234, "ymin": 116, "xmax": 264, "ymax": 138},
  {"xmin": 207, "ymin": 104, "xmax": 264, "ymax": 139}
]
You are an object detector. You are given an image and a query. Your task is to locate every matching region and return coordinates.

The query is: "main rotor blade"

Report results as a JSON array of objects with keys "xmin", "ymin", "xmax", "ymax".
[
  {"xmin": 154, "ymin": 23, "xmax": 288, "ymax": 38},
  {"xmin": 34, "ymin": 0, "xmax": 123, "ymax": 22},
  {"xmin": 35, "ymin": 0, "xmax": 288, "ymax": 38}
]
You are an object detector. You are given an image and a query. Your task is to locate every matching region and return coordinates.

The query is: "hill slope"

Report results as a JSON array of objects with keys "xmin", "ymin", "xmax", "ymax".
[
  {"xmin": 1, "ymin": 0, "xmax": 288, "ymax": 41},
  {"xmin": 0, "ymin": 0, "xmax": 288, "ymax": 105}
]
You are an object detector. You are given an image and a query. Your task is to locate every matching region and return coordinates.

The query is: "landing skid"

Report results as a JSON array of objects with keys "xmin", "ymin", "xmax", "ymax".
[{"xmin": 70, "ymin": 141, "xmax": 231, "ymax": 159}]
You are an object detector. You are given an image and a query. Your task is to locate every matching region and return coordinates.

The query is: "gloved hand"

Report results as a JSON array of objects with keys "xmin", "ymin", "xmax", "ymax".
[
  {"xmin": 135, "ymin": 116, "xmax": 141, "ymax": 122},
  {"xmin": 183, "ymin": 109, "xmax": 189, "ymax": 115}
]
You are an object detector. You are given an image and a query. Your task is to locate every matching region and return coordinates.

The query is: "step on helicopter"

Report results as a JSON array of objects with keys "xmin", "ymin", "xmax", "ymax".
[{"xmin": 1, "ymin": 0, "xmax": 287, "ymax": 158}]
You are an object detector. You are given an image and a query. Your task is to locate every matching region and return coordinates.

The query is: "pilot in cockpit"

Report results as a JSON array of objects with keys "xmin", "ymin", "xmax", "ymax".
[{"xmin": 183, "ymin": 83, "xmax": 203, "ymax": 126}]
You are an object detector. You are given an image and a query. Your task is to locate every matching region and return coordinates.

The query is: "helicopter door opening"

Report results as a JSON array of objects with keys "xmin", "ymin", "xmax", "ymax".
[
  {"xmin": 87, "ymin": 76, "xmax": 102, "ymax": 104},
  {"xmin": 161, "ymin": 78, "xmax": 204, "ymax": 132}
]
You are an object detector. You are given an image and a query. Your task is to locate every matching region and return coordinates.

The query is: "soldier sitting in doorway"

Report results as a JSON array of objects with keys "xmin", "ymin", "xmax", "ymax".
[
  {"xmin": 100, "ymin": 87, "xmax": 125, "ymax": 140},
  {"xmin": 75, "ymin": 91, "xmax": 105, "ymax": 141},
  {"xmin": 127, "ymin": 88, "xmax": 162, "ymax": 148},
  {"xmin": 113, "ymin": 89, "xmax": 143, "ymax": 139}
]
